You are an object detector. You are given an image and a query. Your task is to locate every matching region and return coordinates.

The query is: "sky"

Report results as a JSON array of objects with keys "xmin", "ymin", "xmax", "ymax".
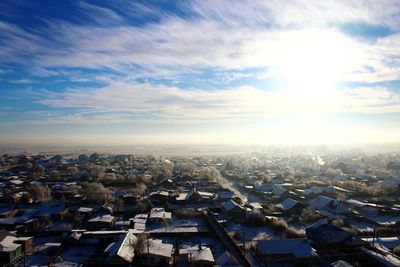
[{"xmin": 1, "ymin": 0, "xmax": 400, "ymax": 146}]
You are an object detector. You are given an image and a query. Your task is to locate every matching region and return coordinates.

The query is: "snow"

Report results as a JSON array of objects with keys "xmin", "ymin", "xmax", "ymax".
[
  {"xmin": 225, "ymin": 223, "xmax": 278, "ymax": 242},
  {"xmin": 87, "ymin": 214, "xmax": 115, "ymax": 223},
  {"xmin": 179, "ymin": 245, "xmax": 214, "ymax": 263},
  {"xmin": 0, "ymin": 236, "xmax": 21, "ymax": 252},
  {"xmin": 365, "ymin": 215, "xmax": 400, "ymax": 226},
  {"xmin": 77, "ymin": 207, "xmax": 93, "ymax": 213},
  {"xmin": 149, "ymin": 208, "xmax": 172, "ymax": 220},
  {"xmin": 142, "ymin": 239, "xmax": 173, "ymax": 258},
  {"xmin": 106, "ymin": 229, "xmax": 137, "ymax": 263},
  {"xmin": 361, "ymin": 246, "xmax": 400, "ymax": 267},
  {"xmin": 347, "ymin": 220, "xmax": 374, "ymax": 232},
  {"xmin": 362, "ymin": 237, "xmax": 400, "ymax": 250}
]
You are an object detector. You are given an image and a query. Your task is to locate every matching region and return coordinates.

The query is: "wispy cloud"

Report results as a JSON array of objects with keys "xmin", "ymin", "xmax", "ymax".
[
  {"xmin": 1, "ymin": 1, "xmax": 400, "ymax": 83},
  {"xmin": 21, "ymin": 81, "xmax": 399, "ymax": 125}
]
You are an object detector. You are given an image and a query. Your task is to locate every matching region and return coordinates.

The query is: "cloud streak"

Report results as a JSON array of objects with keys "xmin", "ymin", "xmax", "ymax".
[
  {"xmin": 0, "ymin": 1, "xmax": 400, "ymax": 83},
  {"xmin": 23, "ymin": 81, "xmax": 399, "ymax": 125}
]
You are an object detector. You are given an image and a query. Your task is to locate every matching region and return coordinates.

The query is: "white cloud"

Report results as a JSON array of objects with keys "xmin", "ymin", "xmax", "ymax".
[
  {"xmin": 26, "ymin": 81, "xmax": 400, "ymax": 125},
  {"xmin": 1, "ymin": 1, "xmax": 400, "ymax": 83}
]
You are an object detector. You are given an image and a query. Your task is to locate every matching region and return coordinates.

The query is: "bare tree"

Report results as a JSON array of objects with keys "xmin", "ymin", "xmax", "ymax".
[
  {"xmin": 28, "ymin": 183, "xmax": 52, "ymax": 202},
  {"xmin": 50, "ymin": 170, "xmax": 61, "ymax": 181},
  {"xmin": 80, "ymin": 182, "xmax": 112, "ymax": 204},
  {"xmin": 132, "ymin": 182, "xmax": 147, "ymax": 196},
  {"xmin": 200, "ymin": 166, "xmax": 220, "ymax": 182},
  {"xmin": 34, "ymin": 164, "xmax": 45, "ymax": 173}
]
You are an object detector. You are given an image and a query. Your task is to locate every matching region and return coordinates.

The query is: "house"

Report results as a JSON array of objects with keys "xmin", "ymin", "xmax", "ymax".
[
  {"xmin": 104, "ymin": 229, "xmax": 137, "ymax": 266},
  {"xmin": 176, "ymin": 189, "xmax": 214, "ymax": 204},
  {"xmin": 155, "ymin": 179, "xmax": 175, "ymax": 190},
  {"xmin": 277, "ymin": 198, "xmax": 304, "ymax": 215},
  {"xmin": 271, "ymin": 186, "xmax": 287, "ymax": 197},
  {"xmin": 121, "ymin": 193, "xmax": 138, "ymax": 205},
  {"xmin": 249, "ymin": 202, "xmax": 263, "ymax": 212},
  {"xmin": 218, "ymin": 190, "xmax": 234, "ymax": 201},
  {"xmin": 86, "ymin": 215, "xmax": 116, "ymax": 230},
  {"xmin": 346, "ymin": 199, "xmax": 382, "ymax": 216},
  {"xmin": 76, "ymin": 207, "xmax": 94, "ymax": 216},
  {"xmin": 140, "ymin": 239, "xmax": 173, "ymax": 266},
  {"xmin": 309, "ymin": 196, "xmax": 348, "ymax": 215},
  {"xmin": 256, "ymin": 238, "xmax": 317, "ymax": 265},
  {"xmin": 178, "ymin": 245, "xmax": 215, "ymax": 266},
  {"xmin": 0, "ymin": 230, "xmax": 32, "ymax": 266},
  {"xmin": 148, "ymin": 191, "xmax": 170, "ymax": 205},
  {"xmin": 148, "ymin": 208, "xmax": 172, "ymax": 224},
  {"xmin": 36, "ymin": 202, "xmax": 68, "ymax": 221},
  {"xmin": 306, "ymin": 220, "xmax": 366, "ymax": 247},
  {"xmin": 94, "ymin": 205, "xmax": 113, "ymax": 217},
  {"xmin": 223, "ymin": 200, "xmax": 245, "ymax": 218},
  {"xmin": 309, "ymin": 195, "xmax": 337, "ymax": 211},
  {"xmin": 0, "ymin": 209, "xmax": 40, "ymax": 233},
  {"xmin": 130, "ymin": 214, "xmax": 148, "ymax": 231}
]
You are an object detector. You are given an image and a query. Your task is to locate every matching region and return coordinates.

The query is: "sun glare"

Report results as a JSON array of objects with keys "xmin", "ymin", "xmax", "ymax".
[{"xmin": 279, "ymin": 30, "xmax": 354, "ymax": 106}]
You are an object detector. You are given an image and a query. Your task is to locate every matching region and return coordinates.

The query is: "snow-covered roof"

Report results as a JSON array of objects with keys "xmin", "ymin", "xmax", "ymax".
[
  {"xmin": 347, "ymin": 199, "xmax": 382, "ymax": 208},
  {"xmin": 278, "ymin": 198, "xmax": 300, "ymax": 211},
  {"xmin": 9, "ymin": 179, "xmax": 23, "ymax": 185},
  {"xmin": 249, "ymin": 202, "xmax": 263, "ymax": 210},
  {"xmin": 0, "ymin": 236, "xmax": 21, "ymax": 252},
  {"xmin": 88, "ymin": 214, "xmax": 115, "ymax": 223},
  {"xmin": 149, "ymin": 208, "xmax": 172, "ymax": 220},
  {"xmin": 362, "ymin": 237, "xmax": 400, "ymax": 250},
  {"xmin": 77, "ymin": 207, "xmax": 93, "ymax": 213},
  {"xmin": 106, "ymin": 229, "xmax": 137, "ymax": 263},
  {"xmin": 176, "ymin": 193, "xmax": 188, "ymax": 201},
  {"xmin": 256, "ymin": 238, "xmax": 316, "ymax": 258},
  {"xmin": 142, "ymin": 239, "xmax": 173, "ymax": 258},
  {"xmin": 271, "ymin": 186, "xmax": 286, "ymax": 196},
  {"xmin": 179, "ymin": 245, "xmax": 214, "ymax": 263},
  {"xmin": 197, "ymin": 191, "xmax": 214, "ymax": 198},
  {"xmin": 223, "ymin": 200, "xmax": 241, "ymax": 212},
  {"xmin": 309, "ymin": 196, "xmax": 336, "ymax": 210},
  {"xmin": 130, "ymin": 214, "xmax": 148, "ymax": 224},
  {"xmin": 306, "ymin": 220, "xmax": 364, "ymax": 246}
]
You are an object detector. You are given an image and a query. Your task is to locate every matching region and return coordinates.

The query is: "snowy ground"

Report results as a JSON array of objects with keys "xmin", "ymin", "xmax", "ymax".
[
  {"xmin": 147, "ymin": 216, "xmax": 208, "ymax": 233},
  {"xmin": 347, "ymin": 219, "xmax": 375, "ymax": 232},
  {"xmin": 224, "ymin": 222, "xmax": 278, "ymax": 244},
  {"xmin": 363, "ymin": 237, "xmax": 400, "ymax": 250}
]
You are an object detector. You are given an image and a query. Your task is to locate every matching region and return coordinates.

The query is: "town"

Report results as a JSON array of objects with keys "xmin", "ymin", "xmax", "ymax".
[{"xmin": 0, "ymin": 150, "xmax": 399, "ymax": 266}]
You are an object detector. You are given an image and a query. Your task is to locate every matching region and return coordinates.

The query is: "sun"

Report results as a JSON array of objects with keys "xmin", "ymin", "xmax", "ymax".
[{"xmin": 279, "ymin": 30, "xmax": 354, "ymax": 106}]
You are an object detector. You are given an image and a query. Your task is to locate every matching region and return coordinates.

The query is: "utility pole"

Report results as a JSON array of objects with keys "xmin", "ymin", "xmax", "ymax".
[
  {"xmin": 242, "ymin": 231, "xmax": 245, "ymax": 255},
  {"xmin": 147, "ymin": 234, "xmax": 150, "ymax": 265}
]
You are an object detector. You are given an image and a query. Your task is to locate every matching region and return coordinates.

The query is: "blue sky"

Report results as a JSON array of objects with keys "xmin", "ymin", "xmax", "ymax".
[{"xmin": 1, "ymin": 0, "xmax": 400, "ymax": 146}]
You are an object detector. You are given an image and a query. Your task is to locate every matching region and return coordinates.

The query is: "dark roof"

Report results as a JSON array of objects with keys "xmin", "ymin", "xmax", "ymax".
[{"xmin": 306, "ymin": 220, "xmax": 365, "ymax": 246}]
